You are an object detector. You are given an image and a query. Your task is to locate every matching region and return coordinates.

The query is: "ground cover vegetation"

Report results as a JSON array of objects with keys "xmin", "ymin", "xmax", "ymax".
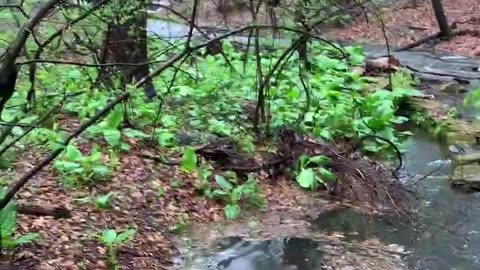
[{"xmin": 0, "ymin": 0, "xmax": 440, "ymax": 268}]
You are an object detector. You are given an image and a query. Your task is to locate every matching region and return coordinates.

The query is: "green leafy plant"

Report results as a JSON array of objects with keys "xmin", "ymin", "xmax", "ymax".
[
  {"xmin": 202, "ymin": 173, "xmax": 264, "ymax": 219},
  {"xmin": 86, "ymin": 106, "xmax": 131, "ymax": 150},
  {"xmin": 98, "ymin": 228, "xmax": 136, "ymax": 270},
  {"xmin": 0, "ymin": 187, "xmax": 40, "ymax": 254},
  {"xmin": 295, "ymin": 155, "xmax": 335, "ymax": 190},
  {"xmin": 53, "ymin": 144, "xmax": 117, "ymax": 187},
  {"xmin": 95, "ymin": 192, "xmax": 113, "ymax": 210},
  {"xmin": 180, "ymin": 147, "xmax": 197, "ymax": 172}
]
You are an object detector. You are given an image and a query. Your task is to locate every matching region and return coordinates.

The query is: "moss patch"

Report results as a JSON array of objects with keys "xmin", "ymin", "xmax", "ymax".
[{"xmin": 406, "ymin": 97, "xmax": 480, "ymax": 146}]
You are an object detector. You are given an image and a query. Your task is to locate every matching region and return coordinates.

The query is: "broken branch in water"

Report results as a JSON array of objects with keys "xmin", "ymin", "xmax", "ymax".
[{"xmin": 0, "ymin": 92, "xmax": 130, "ymax": 210}]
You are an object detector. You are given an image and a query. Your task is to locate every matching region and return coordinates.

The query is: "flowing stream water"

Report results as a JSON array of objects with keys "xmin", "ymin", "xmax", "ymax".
[{"xmin": 146, "ymin": 18, "xmax": 480, "ymax": 270}]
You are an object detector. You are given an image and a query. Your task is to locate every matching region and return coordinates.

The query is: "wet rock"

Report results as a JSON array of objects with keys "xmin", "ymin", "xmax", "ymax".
[
  {"xmin": 453, "ymin": 152, "xmax": 480, "ymax": 165},
  {"xmin": 448, "ymin": 144, "xmax": 465, "ymax": 156},
  {"xmin": 451, "ymin": 164, "xmax": 480, "ymax": 190},
  {"xmin": 408, "ymin": 98, "xmax": 480, "ymax": 145},
  {"xmin": 439, "ymin": 81, "xmax": 467, "ymax": 94}
]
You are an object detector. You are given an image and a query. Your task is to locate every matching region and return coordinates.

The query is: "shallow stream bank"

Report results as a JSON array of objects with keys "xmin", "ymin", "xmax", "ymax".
[{"xmin": 170, "ymin": 129, "xmax": 480, "ymax": 270}]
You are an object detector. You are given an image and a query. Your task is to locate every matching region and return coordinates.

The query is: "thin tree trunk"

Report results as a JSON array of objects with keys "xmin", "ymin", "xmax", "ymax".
[
  {"xmin": 431, "ymin": 0, "xmax": 451, "ymax": 38},
  {"xmin": 294, "ymin": 0, "xmax": 310, "ymax": 70}
]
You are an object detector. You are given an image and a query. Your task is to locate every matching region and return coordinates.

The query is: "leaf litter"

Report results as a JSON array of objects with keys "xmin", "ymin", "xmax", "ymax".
[
  {"xmin": 326, "ymin": 0, "xmax": 480, "ymax": 57},
  {"xmin": 6, "ymin": 121, "xmax": 412, "ymax": 269}
]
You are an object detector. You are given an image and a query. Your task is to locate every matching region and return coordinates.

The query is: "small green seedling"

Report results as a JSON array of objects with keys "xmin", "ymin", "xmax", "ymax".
[
  {"xmin": 98, "ymin": 228, "xmax": 136, "ymax": 270},
  {"xmin": 95, "ymin": 192, "xmax": 113, "ymax": 209}
]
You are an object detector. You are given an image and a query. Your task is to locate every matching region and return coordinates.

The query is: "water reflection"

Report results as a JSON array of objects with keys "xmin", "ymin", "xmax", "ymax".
[{"xmin": 180, "ymin": 236, "xmax": 323, "ymax": 270}]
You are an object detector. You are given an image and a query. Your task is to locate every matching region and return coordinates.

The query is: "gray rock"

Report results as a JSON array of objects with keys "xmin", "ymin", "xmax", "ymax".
[{"xmin": 451, "ymin": 164, "xmax": 480, "ymax": 191}]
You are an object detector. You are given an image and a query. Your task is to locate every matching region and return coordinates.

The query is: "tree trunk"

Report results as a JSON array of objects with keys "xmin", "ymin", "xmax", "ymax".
[
  {"xmin": 294, "ymin": 0, "xmax": 310, "ymax": 70},
  {"xmin": 96, "ymin": 0, "xmax": 156, "ymax": 99},
  {"xmin": 431, "ymin": 0, "xmax": 451, "ymax": 38}
]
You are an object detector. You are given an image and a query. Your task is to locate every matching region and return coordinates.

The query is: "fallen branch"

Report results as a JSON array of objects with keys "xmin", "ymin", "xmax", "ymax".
[
  {"xmin": 395, "ymin": 22, "xmax": 458, "ymax": 52},
  {"xmin": 0, "ymin": 92, "xmax": 130, "ymax": 210},
  {"xmin": 16, "ymin": 203, "xmax": 71, "ymax": 219}
]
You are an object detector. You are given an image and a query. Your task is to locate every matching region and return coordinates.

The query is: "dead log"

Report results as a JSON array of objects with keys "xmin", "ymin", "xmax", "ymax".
[{"xmin": 16, "ymin": 203, "xmax": 71, "ymax": 219}]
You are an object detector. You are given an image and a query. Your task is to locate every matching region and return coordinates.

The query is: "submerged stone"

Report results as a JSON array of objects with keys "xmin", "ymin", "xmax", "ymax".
[{"xmin": 451, "ymin": 164, "xmax": 480, "ymax": 190}]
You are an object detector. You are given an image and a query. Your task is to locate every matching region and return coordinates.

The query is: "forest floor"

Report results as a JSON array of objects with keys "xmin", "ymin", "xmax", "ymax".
[
  {"xmin": 10, "ymin": 116, "xmax": 401, "ymax": 269},
  {"xmin": 325, "ymin": 0, "xmax": 480, "ymax": 57},
  {"xmin": 165, "ymin": 0, "xmax": 480, "ymax": 57},
  {"xmin": 11, "ymin": 132, "xmax": 320, "ymax": 270}
]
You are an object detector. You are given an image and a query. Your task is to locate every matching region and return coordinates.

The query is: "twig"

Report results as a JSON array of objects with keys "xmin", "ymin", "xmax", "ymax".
[{"xmin": 0, "ymin": 92, "xmax": 129, "ymax": 210}]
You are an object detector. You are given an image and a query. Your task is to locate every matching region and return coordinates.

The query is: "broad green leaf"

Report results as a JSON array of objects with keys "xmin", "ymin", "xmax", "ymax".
[
  {"xmin": 231, "ymin": 187, "xmax": 244, "ymax": 202},
  {"xmin": 297, "ymin": 155, "xmax": 310, "ymax": 169},
  {"xmin": 0, "ymin": 201, "xmax": 16, "ymax": 235},
  {"xmin": 308, "ymin": 155, "xmax": 331, "ymax": 166},
  {"xmin": 66, "ymin": 69, "xmax": 82, "ymax": 80},
  {"xmin": 95, "ymin": 192, "xmax": 112, "ymax": 209},
  {"xmin": 158, "ymin": 132, "xmax": 175, "ymax": 147},
  {"xmin": 224, "ymin": 204, "xmax": 241, "ymax": 219},
  {"xmin": 318, "ymin": 129, "xmax": 332, "ymax": 141},
  {"xmin": 56, "ymin": 161, "xmax": 81, "ymax": 171},
  {"xmin": 344, "ymin": 46, "xmax": 365, "ymax": 66},
  {"xmin": 317, "ymin": 167, "xmax": 336, "ymax": 183},
  {"xmin": 214, "ymin": 175, "xmax": 233, "ymax": 191},
  {"xmin": 12, "ymin": 126, "xmax": 23, "ymax": 136},
  {"xmin": 100, "ymin": 229, "xmax": 117, "ymax": 245},
  {"xmin": 211, "ymin": 189, "xmax": 229, "ymax": 199},
  {"xmin": 103, "ymin": 129, "xmax": 121, "ymax": 146},
  {"xmin": 116, "ymin": 229, "xmax": 136, "ymax": 244},
  {"xmin": 65, "ymin": 145, "xmax": 83, "ymax": 161},
  {"xmin": 304, "ymin": 112, "xmax": 315, "ymax": 122},
  {"xmin": 120, "ymin": 142, "xmax": 130, "ymax": 151},
  {"xmin": 296, "ymin": 168, "xmax": 316, "ymax": 189},
  {"xmin": 180, "ymin": 147, "xmax": 197, "ymax": 172},
  {"xmin": 106, "ymin": 107, "xmax": 123, "ymax": 128},
  {"xmin": 123, "ymin": 129, "xmax": 148, "ymax": 139},
  {"xmin": 93, "ymin": 165, "xmax": 110, "ymax": 176},
  {"xmin": 392, "ymin": 88, "xmax": 422, "ymax": 97}
]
